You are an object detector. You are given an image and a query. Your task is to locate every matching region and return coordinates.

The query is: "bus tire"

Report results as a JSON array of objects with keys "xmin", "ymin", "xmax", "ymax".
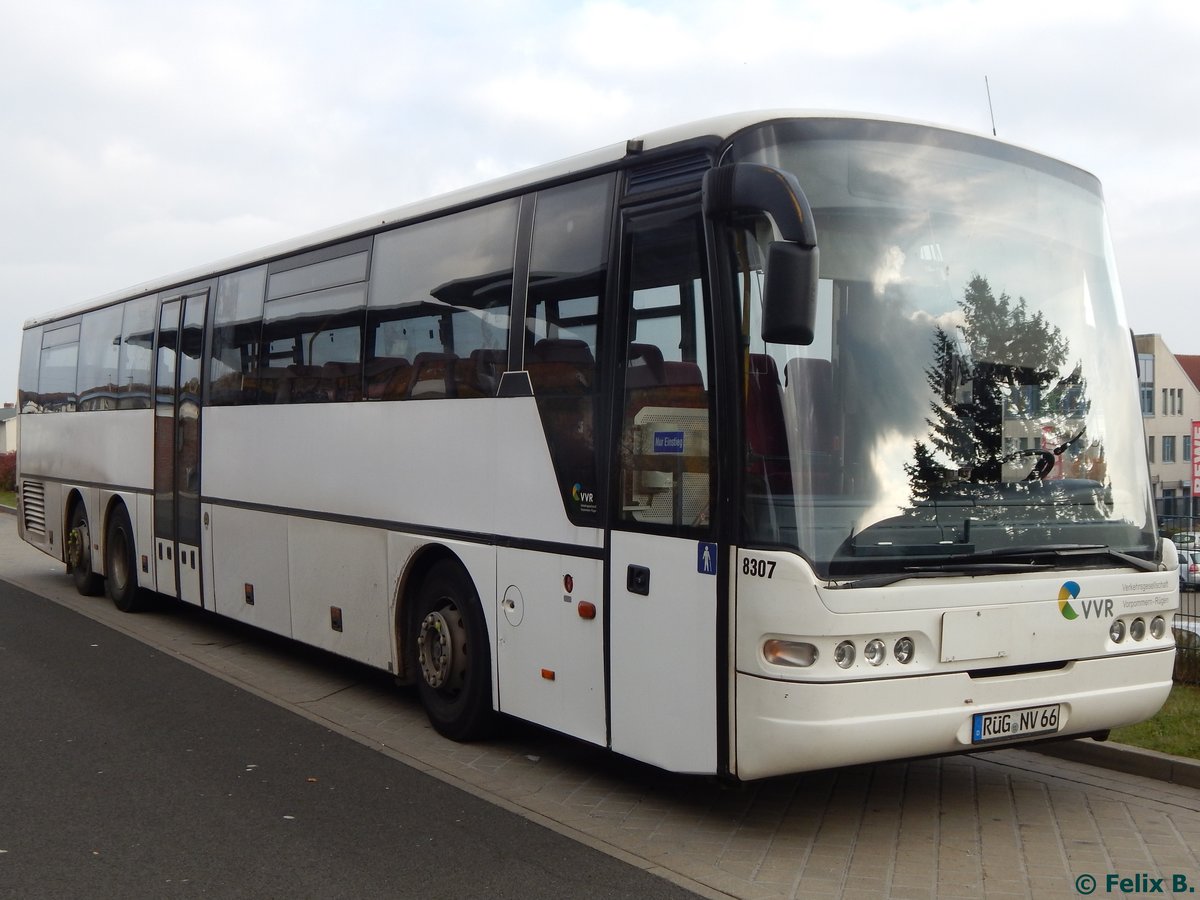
[
  {"xmin": 67, "ymin": 503, "xmax": 104, "ymax": 596},
  {"xmin": 105, "ymin": 504, "xmax": 149, "ymax": 613},
  {"xmin": 411, "ymin": 560, "xmax": 495, "ymax": 741}
]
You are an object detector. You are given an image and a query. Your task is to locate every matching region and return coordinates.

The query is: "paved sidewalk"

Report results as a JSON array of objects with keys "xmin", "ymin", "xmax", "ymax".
[{"xmin": 3, "ymin": 511, "xmax": 1199, "ymax": 899}]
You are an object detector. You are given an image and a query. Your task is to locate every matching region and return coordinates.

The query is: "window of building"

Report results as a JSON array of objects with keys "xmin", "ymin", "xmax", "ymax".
[
  {"xmin": 1147, "ymin": 435, "xmax": 1155, "ymax": 463},
  {"xmin": 1138, "ymin": 353, "xmax": 1154, "ymax": 415},
  {"xmin": 1163, "ymin": 435, "xmax": 1176, "ymax": 463}
]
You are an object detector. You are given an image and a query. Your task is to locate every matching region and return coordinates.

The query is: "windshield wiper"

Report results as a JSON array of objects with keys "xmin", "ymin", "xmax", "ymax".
[
  {"xmin": 948, "ymin": 543, "xmax": 1159, "ymax": 572},
  {"xmin": 840, "ymin": 562, "xmax": 1052, "ymax": 590},
  {"xmin": 836, "ymin": 543, "xmax": 1159, "ymax": 589}
]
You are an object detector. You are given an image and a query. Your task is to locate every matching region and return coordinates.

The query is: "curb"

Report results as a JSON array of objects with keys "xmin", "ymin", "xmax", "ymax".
[{"xmin": 1032, "ymin": 738, "xmax": 1200, "ymax": 789}]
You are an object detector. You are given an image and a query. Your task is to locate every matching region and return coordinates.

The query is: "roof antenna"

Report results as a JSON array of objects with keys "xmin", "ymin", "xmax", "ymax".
[{"xmin": 985, "ymin": 76, "xmax": 997, "ymax": 136}]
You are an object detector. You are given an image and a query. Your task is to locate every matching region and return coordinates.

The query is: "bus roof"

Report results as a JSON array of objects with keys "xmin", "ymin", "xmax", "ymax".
[{"xmin": 22, "ymin": 109, "xmax": 1076, "ymax": 330}]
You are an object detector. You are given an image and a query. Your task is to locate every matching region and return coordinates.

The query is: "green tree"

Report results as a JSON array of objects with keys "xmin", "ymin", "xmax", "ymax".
[{"xmin": 906, "ymin": 274, "xmax": 1082, "ymax": 499}]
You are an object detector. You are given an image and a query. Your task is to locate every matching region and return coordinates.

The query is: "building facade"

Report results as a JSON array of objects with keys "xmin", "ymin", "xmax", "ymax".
[
  {"xmin": 0, "ymin": 405, "xmax": 16, "ymax": 454},
  {"xmin": 1136, "ymin": 335, "xmax": 1198, "ymax": 518}
]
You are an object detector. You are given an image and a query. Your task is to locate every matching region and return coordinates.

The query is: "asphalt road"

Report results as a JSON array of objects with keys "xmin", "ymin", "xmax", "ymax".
[{"xmin": 0, "ymin": 577, "xmax": 698, "ymax": 899}]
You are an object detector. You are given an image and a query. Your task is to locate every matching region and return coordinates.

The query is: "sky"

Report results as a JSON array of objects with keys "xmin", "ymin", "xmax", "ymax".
[{"xmin": 2, "ymin": 0, "xmax": 1197, "ymax": 402}]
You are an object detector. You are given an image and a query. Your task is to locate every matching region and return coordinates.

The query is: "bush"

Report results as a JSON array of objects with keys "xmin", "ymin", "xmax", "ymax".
[
  {"xmin": 1176, "ymin": 629, "xmax": 1200, "ymax": 685},
  {"xmin": 0, "ymin": 451, "xmax": 15, "ymax": 492}
]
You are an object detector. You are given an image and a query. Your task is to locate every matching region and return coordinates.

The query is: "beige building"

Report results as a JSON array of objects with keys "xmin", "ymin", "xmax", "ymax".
[
  {"xmin": 1135, "ymin": 335, "xmax": 1199, "ymax": 518},
  {"xmin": 0, "ymin": 404, "xmax": 15, "ymax": 454}
]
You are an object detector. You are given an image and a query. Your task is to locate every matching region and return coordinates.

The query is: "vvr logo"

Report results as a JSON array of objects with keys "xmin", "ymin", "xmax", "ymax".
[{"xmin": 1058, "ymin": 581, "xmax": 1113, "ymax": 620}]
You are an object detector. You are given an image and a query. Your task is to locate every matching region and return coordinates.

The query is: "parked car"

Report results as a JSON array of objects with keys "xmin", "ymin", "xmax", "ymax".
[{"xmin": 1180, "ymin": 549, "xmax": 1200, "ymax": 592}]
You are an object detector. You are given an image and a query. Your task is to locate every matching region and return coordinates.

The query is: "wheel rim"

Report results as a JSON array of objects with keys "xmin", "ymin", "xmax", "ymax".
[
  {"xmin": 68, "ymin": 519, "xmax": 89, "ymax": 572},
  {"xmin": 417, "ymin": 603, "xmax": 468, "ymax": 693}
]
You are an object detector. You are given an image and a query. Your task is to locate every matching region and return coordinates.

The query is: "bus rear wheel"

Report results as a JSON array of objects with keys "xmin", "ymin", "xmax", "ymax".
[
  {"xmin": 105, "ymin": 505, "xmax": 149, "ymax": 613},
  {"xmin": 67, "ymin": 503, "xmax": 104, "ymax": 596},
  {"xmin": 411, "ymin": 560, "xmax": 495, "ymax": 741}
]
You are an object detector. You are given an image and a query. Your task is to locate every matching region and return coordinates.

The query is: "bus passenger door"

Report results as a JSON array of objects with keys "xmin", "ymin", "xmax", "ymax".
[
  {"xmin": 607, "ymin": 206, "xmax": 720, "ymax": 774},
  {"xmin": 153, "ymin": 290, "xmax": 208, "ymax": 606}
]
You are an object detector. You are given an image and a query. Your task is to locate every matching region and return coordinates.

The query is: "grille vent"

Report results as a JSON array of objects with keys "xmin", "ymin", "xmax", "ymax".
[
  {"xmin": 21, "ymin": 480, "xmax": 46, "ymax": 535},
  {"xmin": 626, "ymin": 151, "xmax": 712, "ymax": 195}
]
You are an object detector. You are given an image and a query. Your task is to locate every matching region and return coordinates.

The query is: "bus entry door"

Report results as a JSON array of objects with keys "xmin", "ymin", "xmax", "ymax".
[
  {"xmin": 153, "ymin": 290, "xmax": 208, "ymax": 606},
  {"xmin": 606, "ymin": 206, "xmax": 720, "ymax": 774}
]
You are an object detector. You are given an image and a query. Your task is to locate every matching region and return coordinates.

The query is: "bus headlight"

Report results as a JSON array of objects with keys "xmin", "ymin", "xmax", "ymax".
[
  {"xmin": 763, "ymin": 639, "xmax": 818, "ymax": 667},
  {"xmin": 1129, "ymin": 617, "xmax": 1147, "ymax": 642},
  {"xmin": 1109, "ymin": 619, "xmax": 1126, "ymax": 643},
  {"xmin": 864, "ymin": 639, "xmax": 886, "ymax": 666},
  {"xmin": 894, "ymin": 637, "xmax": 916, "ymax": 664},
  {"xmin": 1151, "ymin": 616, "xmax": 1167, "ymax": 640},
  {"xmin": 834, "ymin": 640, "xmax": 856, "ymax": 669}
]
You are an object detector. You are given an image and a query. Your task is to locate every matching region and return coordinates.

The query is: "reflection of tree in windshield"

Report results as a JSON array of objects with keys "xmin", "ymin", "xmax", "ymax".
[{"xmin": 905, "ymin": 274, "xmax": 1096, "ymax": 502}]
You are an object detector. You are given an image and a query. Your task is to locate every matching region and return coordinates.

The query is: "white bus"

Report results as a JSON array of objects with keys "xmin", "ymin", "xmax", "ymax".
[{"xmin": 15, "ymin": 111, "xmax": 1178, "ymax": 779}]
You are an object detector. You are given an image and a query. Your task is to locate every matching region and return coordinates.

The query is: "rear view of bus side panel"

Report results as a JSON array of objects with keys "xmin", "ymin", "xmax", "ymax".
[
  {"xmin": 18, "ymin": 295, "xmax": 157, "ymax": 579},
  {"xmin": 16, "ymin": 410, "xmax": 154, "ymax": 571}
]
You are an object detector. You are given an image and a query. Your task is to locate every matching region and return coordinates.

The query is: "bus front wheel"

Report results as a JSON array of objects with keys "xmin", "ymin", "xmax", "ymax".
[
  {"xmin": 411, "ymin": 560, "xmax": 495, "ymax": 741},
  {"xmin": 105, "ymin": 505, "xmax": 149, "ymax": 613},
  {"xmin": 67, "ymin": 503, "xmax": 104, "ymax": 596}
]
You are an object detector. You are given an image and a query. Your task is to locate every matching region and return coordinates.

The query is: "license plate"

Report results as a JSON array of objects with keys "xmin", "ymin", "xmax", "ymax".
[{"xmin": 971, "ymin": 703, "xmax": 1061, "ymax": 744}]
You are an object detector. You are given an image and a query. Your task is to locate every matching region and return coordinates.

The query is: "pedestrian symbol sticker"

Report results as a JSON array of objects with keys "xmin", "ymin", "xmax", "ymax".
[{"xmin": 698, "ymin": 542, "xmax": 717, "ymax": 575}]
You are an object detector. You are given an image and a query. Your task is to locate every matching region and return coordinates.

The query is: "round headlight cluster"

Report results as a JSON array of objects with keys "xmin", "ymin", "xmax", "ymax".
[
  {"xmin": 833, "ymin": 637, "xmax": 916, "ymax": 669},
  {"xmin": 834, "ymin": 641, "xmax": 856, "ymax": 668},
  {"xmin": 1110, "ymin": 616, "xmax": 1167, "ymax": 644},
  {"xmin": 864, "ymin": 639, "xmax": 886, "ymax": 666}
]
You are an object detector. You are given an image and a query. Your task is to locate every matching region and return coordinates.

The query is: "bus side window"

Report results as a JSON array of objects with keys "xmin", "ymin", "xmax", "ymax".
[
  {"xmin": 38, "ymin": 323, "xmax": 81, "ymax": 413},
  {"xmin": 367, "ymin": 200, "xmax": 518, "ymax": 401},
  {"xmin": 17, "ymin": 325, "xmax": 43, "ymax": 413},
  {"xmin": 616, "ymin": 212, "xmax": 713, "ymax": 532},
  {"xmin": 262, "ymin": 244, "xmax": 369, "ymax": 404},
  {"xmin": 76, "ymin": 305, "xmax": 123, "ymax": 411},
  {"xmin": 117, "ymin": 296, "xmax": 155, "ymax": 409},
  {"xmin": 524, "ymin": 175, "xmax": 614, "ymax": 524},
  {"xmin": 210, "ymin": 266, "xmax": 266, "ymax": 406}
]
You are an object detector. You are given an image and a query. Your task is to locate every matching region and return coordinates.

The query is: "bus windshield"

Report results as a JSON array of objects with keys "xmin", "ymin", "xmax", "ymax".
[{"xmin": 728, "ymin": 119, "xmax": 1157, "ymax": 578}]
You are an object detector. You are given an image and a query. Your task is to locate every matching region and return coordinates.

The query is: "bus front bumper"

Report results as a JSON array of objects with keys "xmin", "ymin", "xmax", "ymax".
[{"xmin": 734, "ymin": 649, "xmax": 1174, "ymax": 780}]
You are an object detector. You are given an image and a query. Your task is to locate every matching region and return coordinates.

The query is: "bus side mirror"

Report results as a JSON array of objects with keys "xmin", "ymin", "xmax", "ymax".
[
  {"xmin": 703, "ymin": 163, "xmax": 820, "ymax": 346},
  {"xmin": 763, "ymin": 242, "xmax": 819, "ymax": 346}
]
